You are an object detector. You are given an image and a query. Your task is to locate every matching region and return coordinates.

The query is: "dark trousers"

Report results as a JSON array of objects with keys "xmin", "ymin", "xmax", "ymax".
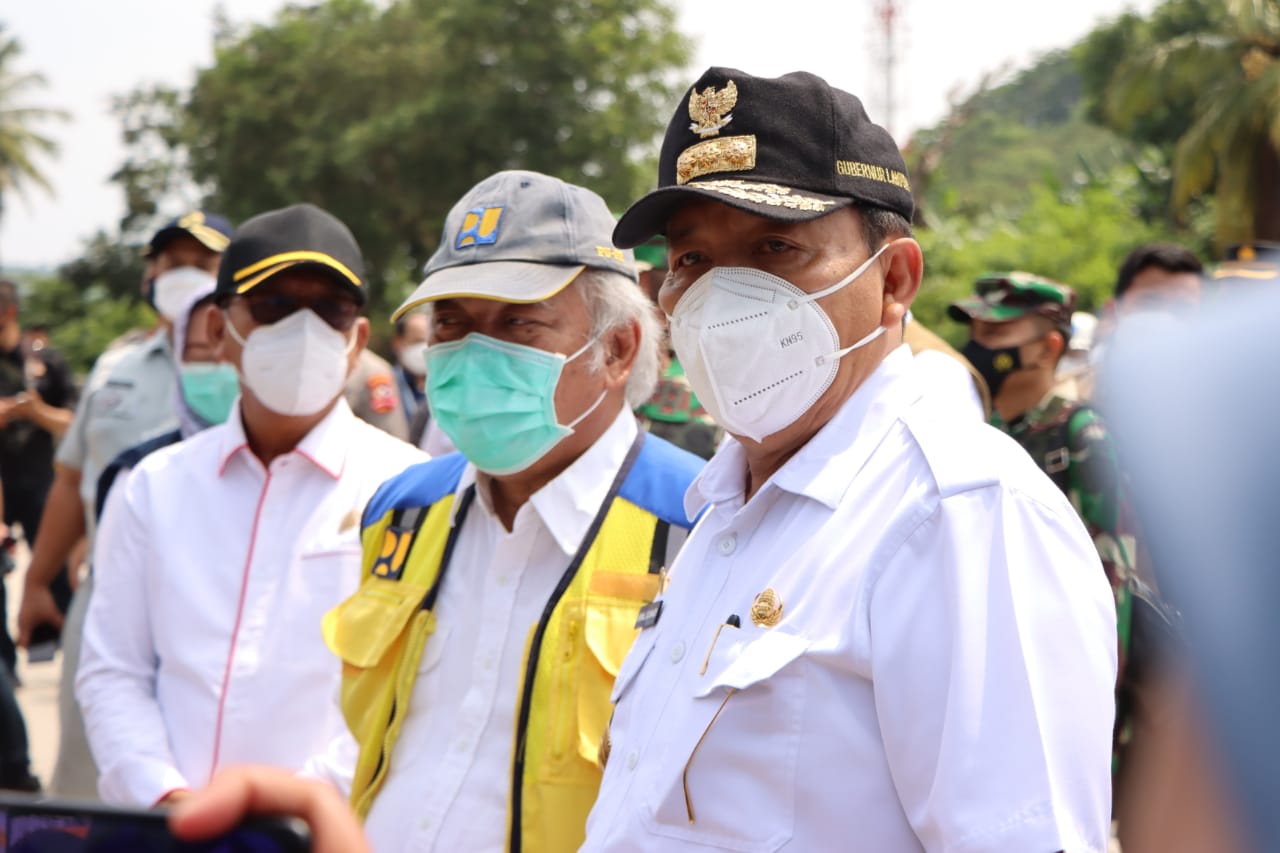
[
  {"xmin": 0, "ymin": 665, "xmax": 34, "ymax": 788},
  {"xmin": 1, "ymin": 479, "xmax": 72, "ymax": 674}
]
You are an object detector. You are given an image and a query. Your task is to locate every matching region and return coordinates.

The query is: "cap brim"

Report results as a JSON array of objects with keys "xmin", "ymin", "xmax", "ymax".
[
  {"xmin": 148, "ymin": 224, "xmax": 231, "ymax": 257},
  {"xmin": 947, "ymin": 299, "xmax": 1028, "ymax": 324},
  {"xmin": 393, "ymin": 261, "xmax": 585, "ymax": 320},
  {"xmin": 613, "ymin": 181, "xmax": 852, "ymax": 248}
]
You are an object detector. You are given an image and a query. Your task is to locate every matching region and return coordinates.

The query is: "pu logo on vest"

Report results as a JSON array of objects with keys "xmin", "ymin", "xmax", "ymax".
[
  {"xmin": 455, "ymin": 206, "xmax": 504, "ymax": 249},
  {"xmin": 779, "ymin": 331, "xmax": 804, "ymax": 349},
  {"xmin": 370, "ymin": 528, "xmax": 412, "ymax": 580}
]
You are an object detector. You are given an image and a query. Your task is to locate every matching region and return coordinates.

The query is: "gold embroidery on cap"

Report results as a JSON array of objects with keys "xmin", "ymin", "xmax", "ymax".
[
  {"xmin": 750, "ymin": 588, "xmax": 784, "ymax": 627},
  {"xmin": 595, "ymin": 245, "xmax": 625, "ymax": 261},
  {"xmin": 688, "ymin": 80, "xmax": 737, "ymax": 138},
  {"xmin": 676, "ymin": 136, "xmax": 757, "ymax": 185},
  {"xmin": 835, "ymin": 160, "xmax": 912, "ymax": 191},
  {"xmin": 1239, "ymin": 245, "xmax": 1257, "ymax": 261},
  {"xmin": 691, "ymin": 179, "xmax": 837, "ymax": 212}
]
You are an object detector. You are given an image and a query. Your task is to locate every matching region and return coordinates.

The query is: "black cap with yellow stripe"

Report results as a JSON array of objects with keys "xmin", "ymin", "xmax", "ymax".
[
  {"xmin": 148, "ymin": 210, "xmax": 233, "ymax": 258},
  {"xmin": 216, "ymin": 203, "xmax": 366, "ymax": 304}
]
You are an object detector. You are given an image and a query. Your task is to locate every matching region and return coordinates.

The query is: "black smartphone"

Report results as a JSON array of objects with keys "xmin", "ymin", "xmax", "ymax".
[{"xmin": 0, "ymin": 794, "xmax": 311, "ymax": 852}]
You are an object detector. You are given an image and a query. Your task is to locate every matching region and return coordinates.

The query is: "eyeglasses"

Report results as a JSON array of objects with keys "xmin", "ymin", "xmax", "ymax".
[{"xmin": 237, "ymin": 292, "xmax": 359, "ymax": 331}]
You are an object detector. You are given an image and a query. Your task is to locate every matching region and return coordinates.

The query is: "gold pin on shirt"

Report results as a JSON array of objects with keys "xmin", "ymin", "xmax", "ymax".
[{"xmin": 750, "ymin": 588, "xmax": 783, "ymax": 627}]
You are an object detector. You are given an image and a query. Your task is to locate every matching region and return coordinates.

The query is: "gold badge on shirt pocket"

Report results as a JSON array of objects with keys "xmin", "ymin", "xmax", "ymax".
[{"xmin": 750, "ymin": 588, "xmax": 783, "ymax": 627}]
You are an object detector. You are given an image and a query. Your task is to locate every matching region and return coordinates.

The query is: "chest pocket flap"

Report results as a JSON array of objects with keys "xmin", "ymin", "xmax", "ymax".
[
  {"xmin": 694, "ymin": 629, "xmax": 810, "ymax": 699},
  {"xmin": 322, "ymin": 577, "xmax": 430, "ymax": 669}
]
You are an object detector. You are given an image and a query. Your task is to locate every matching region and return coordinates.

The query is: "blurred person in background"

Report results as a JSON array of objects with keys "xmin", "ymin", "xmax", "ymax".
[
  {"xmin": 16, "ymin": 210, "xmax": 232, "ymax": 799},
  {"xmin": 343, "ymin": 348, "xmax": 409, "ymax": 441},
  {"xmin": 391, "ymin": 312, "xmax": 428, "ymax": 429},
  {"xmin": 0, "ymin": 279, "xmax": 77, "ymax": 678}
]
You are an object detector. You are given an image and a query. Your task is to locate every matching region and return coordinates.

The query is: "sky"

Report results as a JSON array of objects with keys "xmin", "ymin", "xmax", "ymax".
[{"xmin": 1, "ymin": 0, "xmax": 1160, "ymax": 269}]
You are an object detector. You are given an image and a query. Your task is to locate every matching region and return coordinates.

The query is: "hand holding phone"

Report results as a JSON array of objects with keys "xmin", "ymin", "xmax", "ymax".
[
  {"xmin": 170, "ymin": 767, "xmax": 366, "ymax": 853},
  {"xmin": 0, "ymin": 792, "xmax": 311, "ymax": 852},
  {"xmin": 26, "ymin": 624, "xmax": 60, "ymax": 666}
]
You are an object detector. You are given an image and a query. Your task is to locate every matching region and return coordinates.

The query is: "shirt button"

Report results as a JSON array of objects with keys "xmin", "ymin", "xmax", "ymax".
[
  {"xmin": 496, "ymin": 575, "xmax": 510, "ymax": 587},
  {"xmin": 670, "ymin": 641, "xmax": 685, "ymax": 663},
  {"xmin": 718, "ymin": 533, "xmax": 737, "ymax": 555},
  {"xmin": 481, "ymin": 654, "xmax": 494, "ymax": 671},
  {"xmin": 626, "ymin": 751, "xmax": 639, "ymax": 770}
]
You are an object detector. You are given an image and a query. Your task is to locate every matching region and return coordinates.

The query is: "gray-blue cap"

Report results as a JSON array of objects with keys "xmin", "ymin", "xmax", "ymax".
[{"xmin": 394, "ymin": 170, "xmax": 636, "ymax": 320}]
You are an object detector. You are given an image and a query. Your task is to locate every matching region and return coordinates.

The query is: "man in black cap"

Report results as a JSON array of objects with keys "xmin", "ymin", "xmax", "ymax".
[
  {"xmin": 582, "ymin": 68, "xmax": 1116, "ymax": 851},
  {"xmin": 76, "ymin": 203, "xmax": 425, "ymax": 807},
  {"xmin": 17, "ymin": 210, "xmax": 232, "ymax": 799}
]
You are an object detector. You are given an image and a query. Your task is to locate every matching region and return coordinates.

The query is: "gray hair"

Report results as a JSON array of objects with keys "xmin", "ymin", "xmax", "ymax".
[
  {"xmin": 412, "ymin": 268, "xmax": 662, "ymax": 409},
  {"xmin": 575, "ymin": 268, "xmax": 662, "ymax": 408}
]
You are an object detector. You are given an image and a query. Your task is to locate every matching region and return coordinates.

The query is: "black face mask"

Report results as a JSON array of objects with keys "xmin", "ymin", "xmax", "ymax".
[{"xmin": 962, "ymin": 339, "xmax": 1023, "ymax": 398}]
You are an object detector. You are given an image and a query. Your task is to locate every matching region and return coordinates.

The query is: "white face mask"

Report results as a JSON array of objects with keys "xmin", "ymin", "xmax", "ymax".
[
  {"xmin": 226, "ymin": 308, "xmax": 357, "ymax": 417},
  {"xmin": 668, "ymin": 244, "xmax": 889, "ymax": 442},
  {"xmin": 398, "ymin": 342, "xmax": 428, "ymax": 376},
  {"xmin": 153, "ymin": 267, "xmax": 216, "ymax": 323}
]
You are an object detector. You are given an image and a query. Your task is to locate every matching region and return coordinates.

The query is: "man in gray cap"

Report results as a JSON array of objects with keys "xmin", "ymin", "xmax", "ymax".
[{"xmin": 305, "ymin": 170, "xmax": 704, "ymax": 852}]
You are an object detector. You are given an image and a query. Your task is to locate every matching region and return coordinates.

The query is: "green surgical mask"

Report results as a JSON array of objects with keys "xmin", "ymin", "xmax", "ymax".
[
  {"xmin": 180, "ymin": 362, "xmax": 240, "ymax": 425},
  {"xmin": 425, "ymin": 333, "xmax": 605, "ymax": 475}
]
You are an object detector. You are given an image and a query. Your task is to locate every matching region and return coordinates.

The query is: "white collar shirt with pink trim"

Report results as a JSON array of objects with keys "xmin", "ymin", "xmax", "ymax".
[{"xmin": 77, "ymin": 397, "xmax": 427, "ymax": 806}]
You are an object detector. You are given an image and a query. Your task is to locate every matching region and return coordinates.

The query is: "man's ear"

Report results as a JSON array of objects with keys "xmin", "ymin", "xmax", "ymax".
[
  {"xmin": 879, "ymin": 238, "xmax": 924, "ymax": 327},
  {"xmin": 603, "ymin": 317, "xmax": 641, "ymax": 390},
  {"xmin": 208, "ymin": 307, "xmax": 229, "ymax": 361}
]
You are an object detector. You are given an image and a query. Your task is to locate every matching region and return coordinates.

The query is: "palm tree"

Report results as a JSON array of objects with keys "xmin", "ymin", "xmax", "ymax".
[
  {"xmin": 0, "ymin": 24, "xmax": 67, "ymax": 264},
  {"xmin": 1099, "ymin": 0, "xmax": 1280, "ymax": 248}
]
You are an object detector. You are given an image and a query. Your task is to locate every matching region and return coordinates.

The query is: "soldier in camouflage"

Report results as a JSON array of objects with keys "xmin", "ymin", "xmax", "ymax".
[{"xmin": 949, "ymin": 273, "xmax": 1138, "ymax": 769}]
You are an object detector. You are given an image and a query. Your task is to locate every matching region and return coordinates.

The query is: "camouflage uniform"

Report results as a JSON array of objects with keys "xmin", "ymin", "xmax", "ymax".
[
  {"xmin": 951, "ymin": 273, "xmax": 1140, "ymax": 775},
  {"xmin": 635, "ymin": 357, "xmax": 723, "ymax": 460}
]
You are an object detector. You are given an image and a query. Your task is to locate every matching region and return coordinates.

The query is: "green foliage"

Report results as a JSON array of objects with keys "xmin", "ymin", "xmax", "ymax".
[
  {"xmin": 0, "ymin": 22, "xmax": 68, "ymax": 259},
  {"xmin": 1078, "ymin": 0, "xmax": 1280, "ymax": 245},
  {"xmin": 115, "ymin": 0, "xmax": 690, "ymax": 319},
  {"xmin": 915, "ymin": 170, "xmax": 1179, "ymax": 347}
]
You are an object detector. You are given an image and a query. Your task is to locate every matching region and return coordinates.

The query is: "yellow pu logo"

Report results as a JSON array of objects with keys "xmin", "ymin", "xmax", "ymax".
[
  {"xmin": 455, "ymin": 206, "xmax": 504, "ymax": 249},
  {"xmin": 370, "ymin": 527, "xmax": 412, "ymax": 579}
]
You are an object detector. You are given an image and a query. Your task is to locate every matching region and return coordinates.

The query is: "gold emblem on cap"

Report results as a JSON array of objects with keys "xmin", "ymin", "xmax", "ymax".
[
  {"xmin": 1240, "ymin": 245, "xmax": 1257, "ymax": 261},
  {"xmin": 178, "ymin": 210, "xmax": 206, "ymax": 228},
  {"xmin": 750, "ymin": 588, "xmax": 783, "ymax": 627},
  {"xmin": 688, "ymin": 80, "xmax": 737, "ymax": 138},
  {"xmin": 677, "ymin": 136, "xmax": 757, "ymax": 185}
]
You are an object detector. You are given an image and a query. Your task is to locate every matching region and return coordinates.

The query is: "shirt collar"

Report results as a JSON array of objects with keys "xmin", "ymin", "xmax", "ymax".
[
  {"xmin": 685, "ymin": 344, "xmax": 919, "ymax": 516},
  {"xmin": 217, "ymin": 397, "xmax": 358, "ymax": 480},
  {"xmin": 454, "ymin": 407, "xmax": 639, "ymax": 555}
]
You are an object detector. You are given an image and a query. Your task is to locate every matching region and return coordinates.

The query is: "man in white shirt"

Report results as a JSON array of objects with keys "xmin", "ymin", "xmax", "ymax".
[
  {"xmin": 77, "ymin": 204, "xmax": 425, "ymax": 807},
  {"xmin": 583, "ymin": 67, "xmax": 1117, "ymax": 852},
  {"xmin": 308, "ymin": 170, "xmax": 705, "ymax": 852}
]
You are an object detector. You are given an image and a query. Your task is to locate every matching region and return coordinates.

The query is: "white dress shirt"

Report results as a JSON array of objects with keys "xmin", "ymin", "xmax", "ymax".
[
  {"xmin": 313, "ymin": 410, "xmax": 647, "ymax": 853},
  {"xmin": 77, "ymin": 398, "xmax": 426, "ymax": 806},
  {"xmin": 913, "ymin": 349, "xmax": 985, "ymax": 420},
  {"xmin": 583, "ymin": 345, "xmax": 1117, "ymax": 853}
]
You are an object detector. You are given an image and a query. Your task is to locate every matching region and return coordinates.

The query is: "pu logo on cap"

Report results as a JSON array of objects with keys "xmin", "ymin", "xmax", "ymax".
[{"xmin": 455, "ymin": 206, "xmax": 504, "ymax": 249}]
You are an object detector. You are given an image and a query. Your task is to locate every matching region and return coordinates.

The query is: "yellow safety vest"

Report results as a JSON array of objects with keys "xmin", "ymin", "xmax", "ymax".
[{"xmin": 322, "ymin": 435, "xmax": 701, "ymax": 853}]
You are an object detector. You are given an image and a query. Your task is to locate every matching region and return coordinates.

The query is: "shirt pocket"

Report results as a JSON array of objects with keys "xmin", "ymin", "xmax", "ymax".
[
  {"xmin": 322, "ymin": 576, "xmax": 431, "ymax": 670},
  {"xmin": 543, "ymin": 573, "xmax": 659, "ymax": 784},
  {"xmin": 642, "ymin": 628, "xmax": 810, "ymax": 853}
]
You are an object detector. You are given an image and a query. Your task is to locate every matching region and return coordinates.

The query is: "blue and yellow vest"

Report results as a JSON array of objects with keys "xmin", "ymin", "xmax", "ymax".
[{"xmin": 322, "ymin": 434, "xmax": 702, "ymax": 853}]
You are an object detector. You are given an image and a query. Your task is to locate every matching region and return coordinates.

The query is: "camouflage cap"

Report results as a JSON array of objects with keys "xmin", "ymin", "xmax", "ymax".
[{"xmin": 948, "ymin": 272, "xmax": 1076, "ymax": 329}]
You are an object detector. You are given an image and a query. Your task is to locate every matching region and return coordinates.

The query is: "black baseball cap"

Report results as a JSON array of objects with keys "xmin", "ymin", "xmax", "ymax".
[
  {"xmin": 216, "ymin": 203, "xmax": 367, "ymax": 304},
  {"xmin": 1214, "ymin": 242, "xmax": 1280, "ymax": 284},
  {"xmin": 147, "ymin": 210, "xmax": 233, "ymax": 258},
  {"xmin": 613, "ymin": 67, "xmax": 914, "ymax": 248}
]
